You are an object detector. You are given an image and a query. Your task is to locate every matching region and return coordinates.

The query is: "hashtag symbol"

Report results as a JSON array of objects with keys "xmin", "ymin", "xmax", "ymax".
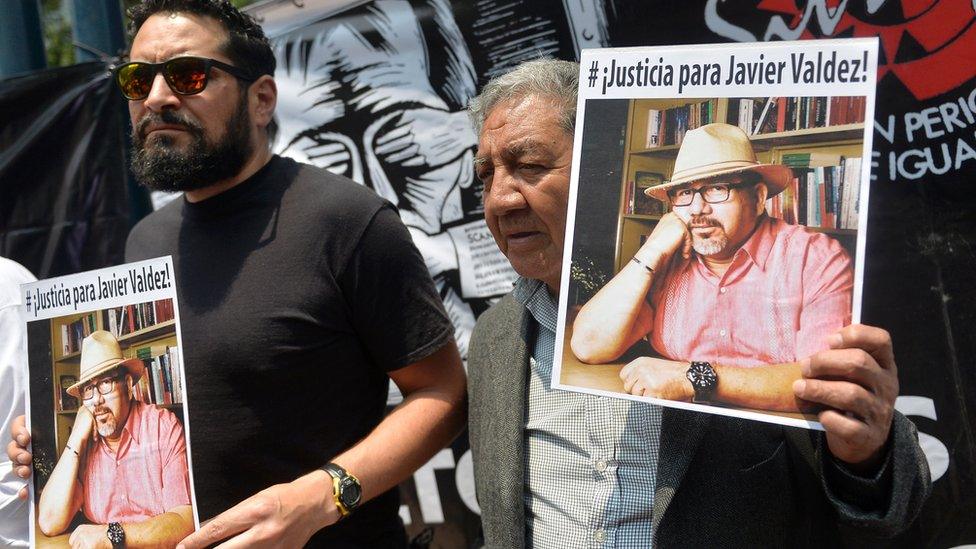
[
  {"xmin": 588, "ymin": 60, "xmax": 599, "ymax": 87},
  {"xmin": 25, "ymin": 292, "xmax": 31, "ymax": 311}
]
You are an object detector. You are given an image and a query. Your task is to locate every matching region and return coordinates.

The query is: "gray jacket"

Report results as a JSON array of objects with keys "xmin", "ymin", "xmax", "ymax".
[{"xmin": 468, "ymin": 293, "xmax": 931, "ymax": 548}]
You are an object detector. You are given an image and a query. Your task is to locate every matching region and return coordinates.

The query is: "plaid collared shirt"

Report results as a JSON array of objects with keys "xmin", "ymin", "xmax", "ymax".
[{"xmin": 513, "ymin": 277, "xmax": 662, "ymax": 548}]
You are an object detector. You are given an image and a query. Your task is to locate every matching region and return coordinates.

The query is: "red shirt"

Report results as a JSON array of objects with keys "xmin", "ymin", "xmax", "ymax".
[
  {"xmin": 650, "ymin": 216, "xmax": 853, "ymax": 367},
  {"xmin": 80, "ymin": 401, "xmax": 191, "ymax": 523}
]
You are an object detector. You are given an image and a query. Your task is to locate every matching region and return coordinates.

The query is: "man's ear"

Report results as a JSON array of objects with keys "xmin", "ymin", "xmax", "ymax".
[
  {"xmin": 754, "ymin": 182, "xmax": 768, "ymax": 215},
  {"xmin": 250, "ymin": 75, "xmax": 277, "ymax": 131}
]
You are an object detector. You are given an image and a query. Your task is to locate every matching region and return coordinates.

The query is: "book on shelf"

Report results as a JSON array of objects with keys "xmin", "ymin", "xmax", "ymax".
[
  {"xmin": 624, "ymin": 172, "xmax": 666, "ymax": 216},
  {"xmin": 57, "ymin": 375, "xmax": 79, "ymax": 412},
  {"xmin": 105, "ymin": 298, "xmax": 175, "ymax": 337},
  {"xmin": 765, "ymin": 157, "xmax": 862, "ymax": 230},
  {"xmin": 732, "ymin": 96, "xmax": 865, "ymax": 135},
  {"xmin": 59, "ymin": 312, "xmax": 98, "ymax": 356},
  {"xmin": 131, "ymin": 344, "xmax": 183, "ymax": 406},
  {"xmin": 644, "ymin": 100, "xmax": 719, "ymax": 147}
]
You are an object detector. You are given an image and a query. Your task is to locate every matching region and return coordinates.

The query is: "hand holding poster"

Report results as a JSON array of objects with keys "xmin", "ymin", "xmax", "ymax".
[
  {"xmin": 555, "ymin": 38, "xmax": 879, "ymax": 430},
  {"xmin": 21, "ymin": 257, "xmax": 198, "ymax": 547}
]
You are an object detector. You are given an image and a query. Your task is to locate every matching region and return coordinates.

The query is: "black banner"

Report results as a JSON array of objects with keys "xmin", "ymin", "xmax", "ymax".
[{"xmin": 0, "ymin": 61, "xmax": 137, "ymax": 279}]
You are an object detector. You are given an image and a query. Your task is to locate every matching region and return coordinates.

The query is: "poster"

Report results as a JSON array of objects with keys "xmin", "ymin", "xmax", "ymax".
[
  {"xmin": 553, "ymin": 38, "xmax": 879, "ymax": 430},
  {"xmin": 21, "ymin": 257, "xmax": 198, "ymax": 547}
]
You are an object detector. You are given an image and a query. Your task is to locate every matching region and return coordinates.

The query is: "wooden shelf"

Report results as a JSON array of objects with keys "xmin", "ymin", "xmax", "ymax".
[
  {"xmin": 805, "ymin": 226, "xmax": 857, "ymax": 237},
  {"xmin": 622, "ymin": 213, "xmax": 663, "ymax": 221},
  {"xmin": 117, "ymin": 319, "xmax": 176, "ymax": 345},
  {"xmin": 629, "ymin": 123, "xmax": 864, "ymax": 158},
  {"xmin": 55, "ymin": 350, "xmax": 81, "ymax": 363}
]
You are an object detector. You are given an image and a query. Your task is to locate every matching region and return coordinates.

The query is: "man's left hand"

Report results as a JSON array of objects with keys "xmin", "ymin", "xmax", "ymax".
[
  {"xmin": 177, "ymin": 470, "xmax": 338, "ymax": 549},
  {"xmin": 68, "ymin": 524, "xmax": 110, "ymax": 549},
  {"xmin": 620, "ymin": 357, "xmax": 695, "ymax": 401},
  {"xmin": 793, "ymin": 324, "xmax": 899, "ymax": 472}
]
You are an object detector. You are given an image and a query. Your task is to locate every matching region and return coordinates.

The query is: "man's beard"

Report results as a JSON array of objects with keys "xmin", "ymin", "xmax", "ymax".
[
  {"xmin": 689, "ymin": 217, "xmax": 729, "ymax": 256},
  {"xmin": 92, "ymin": 407, "xmax": 118, "ymax": 438},
  {"xmin": 130, "ymin": 93, "xmax": 253, "ymax": 193}
]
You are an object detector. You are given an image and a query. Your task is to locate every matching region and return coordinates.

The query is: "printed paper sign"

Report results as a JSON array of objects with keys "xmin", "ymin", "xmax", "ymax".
[
  {"xmin": 554, "ymin": 39, "xmax": 878, "ymax": 430},
  {"xmin": 21, "ymin": 257, "xmax": 199, "ymax": 546}
]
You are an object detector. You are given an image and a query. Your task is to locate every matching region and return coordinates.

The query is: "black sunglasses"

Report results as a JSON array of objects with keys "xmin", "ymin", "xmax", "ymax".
[{"xmin": 114, "ymin": 56, "xmax": 257, "ymax": 101}]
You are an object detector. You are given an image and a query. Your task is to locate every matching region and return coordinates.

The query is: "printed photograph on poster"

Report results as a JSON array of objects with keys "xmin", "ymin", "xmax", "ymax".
[
  {"xmin": 20, "ymin": 257, "xmax": 199, "ymax": 546},
  {"xmin": 554, "ymin": 38, "xmax": 879, "ymax": 430}
]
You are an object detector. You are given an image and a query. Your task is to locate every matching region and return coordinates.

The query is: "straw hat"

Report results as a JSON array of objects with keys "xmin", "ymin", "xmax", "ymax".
[
  {"xmin": 66, "ymin": 330, "xmax": 143, "ymax": 398},
  {"xmin": 644, "ymin": 123, "xmax": 793, "ymax": 202}
]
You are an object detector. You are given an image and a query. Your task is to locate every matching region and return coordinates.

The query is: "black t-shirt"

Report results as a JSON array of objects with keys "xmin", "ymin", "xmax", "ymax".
[{"xmin": 125, "ymin": 156, "xmax": 453, "ymax": 547}]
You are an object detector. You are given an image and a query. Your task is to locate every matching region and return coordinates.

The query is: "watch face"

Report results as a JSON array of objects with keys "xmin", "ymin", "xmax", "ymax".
[{"xmin": 340, "ymin": 478, "xmax": 362, "ymax": 508}]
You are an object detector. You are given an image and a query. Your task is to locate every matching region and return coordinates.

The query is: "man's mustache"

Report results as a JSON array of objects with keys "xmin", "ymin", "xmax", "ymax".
[
  {"xmin": 689, "ymin": 216, "xmax": 723, "ymax": 229},
  {"xmin": 135, "ymin": 110, "xmax": 204, "ymax": 141}
]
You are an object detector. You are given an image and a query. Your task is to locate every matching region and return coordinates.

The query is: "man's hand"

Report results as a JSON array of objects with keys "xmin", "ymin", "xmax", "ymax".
[
  {"xmin": 177, "ymin": 470, "xmax": 338, "ymax": 549},
  {"xmin": 68, "ymin": 406, "xmax": 95, "ymax": 448},
  {"xmin": 793, "ymin": 324, "xmax": 899, "ymax": 472},
  {"xmin": 634, "ymin": 212, "xmax": 692, "ymax": 270},
  {"xmin": 620, "ymin": 357, "xmax": 695, "ymax": 401},
  {"xmin": 68, "ymin": 524, "xmax": 110, "ymax": 549},
  {"xmin": 6, "ymin": 414, "xmax": 31, "ymax": 499}
]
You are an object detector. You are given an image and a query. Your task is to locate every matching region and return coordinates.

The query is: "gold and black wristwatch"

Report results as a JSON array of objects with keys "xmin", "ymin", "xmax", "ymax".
[{"xmin": 322, "ymin": 463, "xmax": 363, "ymax": 519}]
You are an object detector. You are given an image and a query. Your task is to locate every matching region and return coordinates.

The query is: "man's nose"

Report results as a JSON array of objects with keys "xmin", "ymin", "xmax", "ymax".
[
  {"xmin": 484, "ymin": 169, "xmax": 527, "ymax": 214},
  {"xmin": 688, "ymin": 191, "xmax": 711, "ymax": 215},
  {"xmin": 143, "ymin": 72, "xmax": 181, "ymax": 112}
]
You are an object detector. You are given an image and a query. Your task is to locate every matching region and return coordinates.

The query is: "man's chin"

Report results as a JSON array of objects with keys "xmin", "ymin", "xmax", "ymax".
[
  {"xmin": 692, "ymin": 236, "xmax": 729, "ymax": 257},
  {"xmin": 96, "ymin": 423, "xmax": 116, "ymax": 438}
]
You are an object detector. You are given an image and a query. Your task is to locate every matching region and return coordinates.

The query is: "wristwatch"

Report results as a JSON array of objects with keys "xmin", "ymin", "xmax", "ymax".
[
  {"xmin": 686, "ymin": 361, "xmax": 718, "ymax": 403},
  {"xmin": 106, "ymin": 521, "xmax": 125, "ymax": 548},
  {"xmin": 322, "ymin": 463, "xmax": 362, "ymax": 519}
]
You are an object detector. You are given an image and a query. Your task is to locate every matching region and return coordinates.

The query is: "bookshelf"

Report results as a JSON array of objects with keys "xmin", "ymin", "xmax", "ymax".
[
  {"xmin": 615, "ymin": 97, "xmax": 864, "ymax": 272},
  {"xmin": 49, "ymin": 300, "xmax": 181, "ymax": 454}
]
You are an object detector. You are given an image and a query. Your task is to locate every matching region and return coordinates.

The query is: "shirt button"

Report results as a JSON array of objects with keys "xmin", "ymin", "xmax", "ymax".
[
  {"xmin": 594, "ymin": 529, "xmax": 606, "ymax": 543},
  {"xmin": 595, "ymin": 459, "xmax": 608, "ymax": 472},
  {"xmin": 719, "ymin": 329, "xmax": 727, "ymax": 337},
  {"xmin": 720, "ymin": 286, "xmax": 727, "ymax": 294}
]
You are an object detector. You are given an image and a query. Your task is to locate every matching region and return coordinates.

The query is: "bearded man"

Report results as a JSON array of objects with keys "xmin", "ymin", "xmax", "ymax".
[{"xmin": 9, "ymin": 1, "xmax": 466, "ymax": 548}]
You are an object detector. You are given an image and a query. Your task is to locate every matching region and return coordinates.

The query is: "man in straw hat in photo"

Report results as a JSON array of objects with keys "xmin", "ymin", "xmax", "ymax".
[
  {"xmin": 36, "ymin": 330, "xmax": 192, "ymax": 547},
  {"xmin": 572, "ymin": 122, "xmax": 857, "ymax": 413}
]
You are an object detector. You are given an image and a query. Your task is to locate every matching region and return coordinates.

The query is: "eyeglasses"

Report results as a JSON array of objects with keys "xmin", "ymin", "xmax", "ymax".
[
  {"xmin": 81, "ymin": 375, "xmax": 121, "ymax": 400},
  {"xmin": 668, "ymin": 181, "xmax": 754, "ymax": 207},
  {"xmin": 114, "ymin": 56, "xmax": 257, "ymax": 101}
]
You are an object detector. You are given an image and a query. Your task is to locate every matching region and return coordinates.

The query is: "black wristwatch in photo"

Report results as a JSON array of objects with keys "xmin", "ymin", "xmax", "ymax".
[
  {"xmin": 107, "ymin": 521, "xmax": 125, "ymax": 548},
  {"xmin": 686, "ymin": 361, "xmax": 718, "ymax": 403},
  {"xmin": 322, "ymin": 463, "xmax": 362, "ymax": 519}
]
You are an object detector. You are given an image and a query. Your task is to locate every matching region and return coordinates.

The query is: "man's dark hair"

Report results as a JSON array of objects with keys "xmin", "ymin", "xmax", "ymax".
[{"xmin": 128, "ymin": 0, "xmax": 276, "ymax": 80}]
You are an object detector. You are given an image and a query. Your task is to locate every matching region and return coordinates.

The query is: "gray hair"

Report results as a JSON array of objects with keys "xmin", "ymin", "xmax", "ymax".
[{"xmin": 468, "ymin": 58, "xmax": 579, "ymax": 136}]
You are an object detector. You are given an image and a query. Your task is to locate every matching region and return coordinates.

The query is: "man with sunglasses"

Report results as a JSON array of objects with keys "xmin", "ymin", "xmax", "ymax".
[
  {"xmin": 573, "ymin": 122, "xmax": 857, "ymax": 412},
  {"xmin": 9, "ymin": 1, "xmax": 465, "ymax": 548},
  {"xmin": 36, "ymin": 330, "xmax": 192, "ymax": 548}
]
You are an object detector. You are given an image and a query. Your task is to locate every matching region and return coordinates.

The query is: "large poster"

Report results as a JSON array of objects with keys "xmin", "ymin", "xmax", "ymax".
[
  {"xmin": 21, "ymin": 257, "xmax": 199, "ymax": 547},
  {"xmin": 555, "ymin": 39, "xmax": 879, "ymax": 430}
]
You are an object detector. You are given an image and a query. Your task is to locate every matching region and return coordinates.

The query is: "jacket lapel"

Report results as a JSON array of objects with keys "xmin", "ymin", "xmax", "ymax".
[
  {"xmin": 485, "ymin": 298, "xmax": 531, "ymax": 548},
  {"xmin": 652, "ymin": 408, "xmax": 711, "ymax": 537}
]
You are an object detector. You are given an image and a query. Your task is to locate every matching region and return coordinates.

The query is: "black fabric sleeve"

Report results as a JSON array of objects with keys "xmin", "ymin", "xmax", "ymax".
[{"xmin": 338, "ymin": 205, "xmax": 454, "ymax": 372}]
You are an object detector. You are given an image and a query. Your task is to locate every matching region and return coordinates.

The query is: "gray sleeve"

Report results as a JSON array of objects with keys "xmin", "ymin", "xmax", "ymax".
[{"xmin": 819, "ymin": 411, "xmax": 932, "ymax": 541}]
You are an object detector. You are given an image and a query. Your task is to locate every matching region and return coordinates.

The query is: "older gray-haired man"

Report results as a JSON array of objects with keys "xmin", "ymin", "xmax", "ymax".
[{"xmin": 466, "ymin": 58, "xmax": 930, "ymax": 548}]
